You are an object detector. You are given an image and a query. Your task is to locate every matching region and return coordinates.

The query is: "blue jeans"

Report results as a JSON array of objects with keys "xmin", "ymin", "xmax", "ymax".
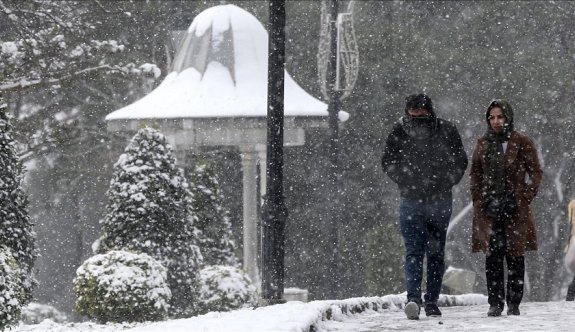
[{"xmin": 399, "ymin": 198, "xmax": 452, "ymax": 304}]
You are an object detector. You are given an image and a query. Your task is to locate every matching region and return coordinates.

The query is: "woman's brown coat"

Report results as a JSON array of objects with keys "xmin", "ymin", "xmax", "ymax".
[{"xmin": 470, "ymin": 131, "xmax": 543, "ymax": 257}]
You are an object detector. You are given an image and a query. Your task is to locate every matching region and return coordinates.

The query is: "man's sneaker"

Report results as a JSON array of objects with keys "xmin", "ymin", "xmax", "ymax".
[
  {"xmin": 487, "ymin": 305, "xmax": 503, "ymax": 317},
  {"xmin": 507, "ymin": 304, "xmax": 520, "ymax": 316},
  {"xmin": 424, "ymin": 302, "xmax": 442, "ymax": 317},
  {"xmin": 404, "ymin": 301, "xmax": 420, "ymax": 320}
]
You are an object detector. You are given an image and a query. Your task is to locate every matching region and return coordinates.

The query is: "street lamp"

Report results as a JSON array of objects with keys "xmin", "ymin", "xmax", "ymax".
[
  {"xmin": 261, "ymin": 0, "xmax": 288, "ymax": 304},
  {"xmin": 317, "ymin": 0, "xmax": 359, "ymax": 299}
]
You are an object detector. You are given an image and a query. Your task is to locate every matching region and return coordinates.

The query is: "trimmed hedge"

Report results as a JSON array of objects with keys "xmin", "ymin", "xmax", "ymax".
[
  {"xmin": 21, "ymin": 302, "xmax": 68, "ymax": 324},
  {"xmin": 74, "ymin": 250, "xmax": 171, "ymax": 323},
  {"xmin": 198, "ymin": 265, "xmax": 257, "ymax": 314}
]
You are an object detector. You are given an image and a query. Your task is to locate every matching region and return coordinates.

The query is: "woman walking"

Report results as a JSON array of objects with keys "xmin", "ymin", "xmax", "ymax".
[{"xmin": 470, "ymin": 100, "xmax": 543, "ymax": 316}]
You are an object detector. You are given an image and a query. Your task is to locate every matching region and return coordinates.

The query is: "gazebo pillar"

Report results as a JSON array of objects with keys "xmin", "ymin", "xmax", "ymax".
[
  {"xmin": 257, "ymin": 149, "xmax": 267, "ymax": 201},
  {"xmin": 239, "ymin": 145, "xmax": 264, "ymax": 286}
]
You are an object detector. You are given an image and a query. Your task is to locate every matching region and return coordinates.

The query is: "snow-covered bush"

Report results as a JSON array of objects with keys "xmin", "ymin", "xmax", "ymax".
[
  {"xmin": 73, "ymin": 250, "xmax": 171, "ymax": 323},
  {"xmin": 0, "ymin": 246, "xmax": 26, "ymax": 330},
  {"xmin": 20, "ymin": 302, "xmax": 68, "ymax": 324},
  {"xmin": 197, "ymin": 265, "xmax": 257, "ymax": 314},
  {"xmin": 189, "ymin": 161, "xmax": 238, "ymax": 267},
  {"xmin": 97, "ymin": 127, "xmax": 202, "ymax": 317}
]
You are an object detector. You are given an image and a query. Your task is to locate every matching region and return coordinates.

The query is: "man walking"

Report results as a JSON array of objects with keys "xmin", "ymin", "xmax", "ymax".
[{"xmin": 381, "ymin": 94, "xmax": 468, "ymax": 320}]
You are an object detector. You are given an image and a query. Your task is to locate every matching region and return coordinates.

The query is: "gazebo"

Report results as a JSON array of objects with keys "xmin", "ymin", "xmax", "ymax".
[{"xmin": 106, "ymin": 4, "xmax": 346, "ymax": 285}]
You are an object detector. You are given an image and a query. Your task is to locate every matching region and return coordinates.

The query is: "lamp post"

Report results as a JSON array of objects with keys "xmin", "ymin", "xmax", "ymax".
[
  {"xmin": 318, "ymin": 0, "xmax": 358, "ymax": 300},
  {"xmin": 326, "ymin": 0, "xmax": 342, "ymax": 300},
  {"xmin": 261, "ymin": 0, "xmax": 288, "ymax": 303}
]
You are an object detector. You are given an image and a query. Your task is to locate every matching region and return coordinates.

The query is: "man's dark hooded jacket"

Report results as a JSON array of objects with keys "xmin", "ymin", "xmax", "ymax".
[{"xmin": 381, "ymin": 110, "xmax": 468, "ymax": 203}]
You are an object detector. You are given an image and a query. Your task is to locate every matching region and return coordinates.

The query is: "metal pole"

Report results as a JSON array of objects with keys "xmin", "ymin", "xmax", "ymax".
[
  {"xmin": 261, "ymin": 0, "xmax": 288, "ymax": 304},
  {"xmin": 326, "ymin": 0, "xmax": 342, "ymax": 299}
]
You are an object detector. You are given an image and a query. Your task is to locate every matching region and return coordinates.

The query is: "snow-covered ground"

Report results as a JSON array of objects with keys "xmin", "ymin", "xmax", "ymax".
[
  {"xmin": 12, "ymin": 293, "xmax": 459, "ymax": 331},
  {"xmin": 321, "ymin": 299, "xmax": 575, "ymax": 332},
  {"xmin": 15, "ymin": 293, "xmax": 573, "ymax": 332}
]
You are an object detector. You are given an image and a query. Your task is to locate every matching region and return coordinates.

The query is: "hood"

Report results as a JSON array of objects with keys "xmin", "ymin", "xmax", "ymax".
[
  {"xmin": 405, "ymin": 93, "xmax": 436, "ymax": 120},
  {"xmin": 486, "ymin": 99, "xmax": 514, "ymax": 133}
]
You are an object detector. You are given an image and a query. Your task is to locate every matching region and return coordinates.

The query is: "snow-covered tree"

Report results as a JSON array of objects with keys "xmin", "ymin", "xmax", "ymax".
[
  {"xmin": 1, "ymin": 0, "xmax": 163, "ymax": 167},
  {"xmin": 96, "ymin": 127, "xmax": 202, "ymax": 318},
  {"xmin": 0, "ymin": 102, "xmax": 35, "ymax": 319},
  {"xmin": 0, "ymin": 0, "xmax": 169, "ymax": 314},
  {"xmin": 74, "ymin": 250, "xmax": 171, "ymax": 323},
  {"xmin": 189, "ymin": 161, "xmax": 238, "ymax": 267},
  {"xmin": 0, "ymin": 0, "xmax": 159, "ymax": 95}
]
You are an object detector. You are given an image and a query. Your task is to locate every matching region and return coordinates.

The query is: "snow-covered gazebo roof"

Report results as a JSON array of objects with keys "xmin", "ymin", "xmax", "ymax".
[{"xmin": 106, "ymin": 4, "xmax": 330, "ymax": 121}]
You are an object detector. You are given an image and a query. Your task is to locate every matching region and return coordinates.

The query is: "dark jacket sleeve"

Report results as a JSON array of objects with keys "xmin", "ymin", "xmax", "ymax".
[
  {"xmin": 446, "ymin": 123, "xmax": 468, "ymax": 187},
  {"xmin": 469, "ymin": 139, "xmax": 485, "ymax": 204},
  {"xmin": 381, "ymin": 124, "xmax": 407, "ymax": 185}
]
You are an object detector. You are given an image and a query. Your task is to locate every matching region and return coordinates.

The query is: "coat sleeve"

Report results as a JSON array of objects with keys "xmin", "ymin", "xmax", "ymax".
[
  {"xmin": 446, "ymin": 124, "xmax": 469, "ymax": 187},
  {"xmin": 381, "ymin": 126, "xmax": 407, "ymax": 185},
  {"xmin": 469, "ymin": 140, "xmax": 484, "ymax": 204},
  {"xmin": 521, "ymin": 136, "xmax": 543, "ymax": 204}
]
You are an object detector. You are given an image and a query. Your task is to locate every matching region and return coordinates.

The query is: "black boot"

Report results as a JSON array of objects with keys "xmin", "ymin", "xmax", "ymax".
[
  {"xmin": 487, "ymin": 305, "xmax": 503, "ymax": 317},
  {"xmin": 424, "ymin": 302, "xmax": 442, "ymax": 317},
  {"xmin": 507, "ymin": 303, "xmax": 520, "ymax": 316}
]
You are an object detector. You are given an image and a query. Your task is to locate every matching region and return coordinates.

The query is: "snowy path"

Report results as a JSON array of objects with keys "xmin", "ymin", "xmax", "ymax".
[{"xmin": 318, "ymin": 301, "xmax": 575, "ymax": 332}]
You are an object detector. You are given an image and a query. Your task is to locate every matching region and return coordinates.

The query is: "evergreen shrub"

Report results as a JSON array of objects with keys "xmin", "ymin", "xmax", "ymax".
[
  {"xmin": 97, "ymin": 127, "xmax": 202, "ymax": 317},
  {"xmin": 73, "ymin": 250, "xmax": 171, "ymax": 323},
  {"xmin": 0, "ymin": 246, "xmax": 26, "ymax": 329},
  {"xmin": 0, "ymin": 102, "xmax": 35, "ymax": 329},
  {"xmin": 197, "ymin": 265, "xmax": 257, "ymax": 314},
  {"xmin": 189, "ymin": 161, "xmax": 238, "ymax": 267},
  {"xmin": 20, "ymin": 302, "xmax": 68, "ymax": 324}
]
